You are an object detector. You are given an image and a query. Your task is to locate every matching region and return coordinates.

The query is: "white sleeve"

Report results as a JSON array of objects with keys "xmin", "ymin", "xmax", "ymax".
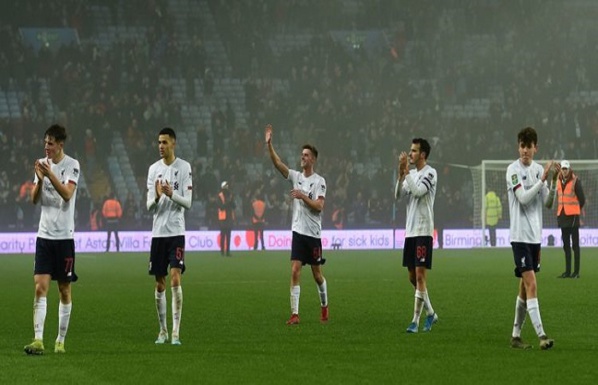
[
  {"xmin": 514, "ymin": 181, "xmax": 544, "ymax": 205},
  {"xmin": 405, "ymin": 172, "xmax": 434, "ymax": 198},
  {"xmin": 394, "ymin": 179, "xmax": 401, "ymax": 200},
  {"xmin": 171, "ymin": 192, "xmax": 192, "ymax": 209},
  {"xmin": 146, "ymin": 167, "xmax": 158, "ymax": 211}
]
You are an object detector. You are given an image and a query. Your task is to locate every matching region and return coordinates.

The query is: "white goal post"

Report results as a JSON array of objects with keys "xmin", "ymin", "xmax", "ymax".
[{"xmin": 471, "ymin": 159, "xmax": 598, "ymax": 247}]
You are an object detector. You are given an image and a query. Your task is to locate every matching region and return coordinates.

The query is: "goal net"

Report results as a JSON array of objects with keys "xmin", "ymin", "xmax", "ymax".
[{"xmin": 471, "ymin": 160, "xmax": 598, "ymax": 247}]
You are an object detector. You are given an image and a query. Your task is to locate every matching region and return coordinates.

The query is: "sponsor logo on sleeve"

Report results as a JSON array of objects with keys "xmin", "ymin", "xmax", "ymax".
[{"xmin": 511, "ymin": 174, "xmax": 519, "ymax": 185}]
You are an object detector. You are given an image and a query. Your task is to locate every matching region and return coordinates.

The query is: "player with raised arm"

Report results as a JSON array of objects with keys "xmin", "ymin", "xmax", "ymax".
[
  {"xmin": 265, "ymin": 124, "xmax": 329, "ymax": 325},
  {"xmin": 146, "ymin": 128, "xmax": 192, "ymax": 345},
  {"xmin": 25, "ymin": 124, "xmax": 80, "ymax": 355},
  {"xmin": 395, "ymin": 138, "xmax": 438, "ymax": 333},
  {"xmin": 507, "ymin": 126, "xmax": 556, "ymax": 350}
]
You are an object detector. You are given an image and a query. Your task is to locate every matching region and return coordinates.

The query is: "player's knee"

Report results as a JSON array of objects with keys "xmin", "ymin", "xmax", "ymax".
[{"xmin": 57, "ymin": 282, "xmax": 71, "ymax": 301}]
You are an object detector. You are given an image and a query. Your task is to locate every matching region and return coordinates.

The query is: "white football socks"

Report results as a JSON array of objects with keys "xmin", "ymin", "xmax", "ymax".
[
  {"xmin": 412, "ymin": 290, "xmax": 425, "ymax": 324},
  {"xmin": 171, "ymin": 286, "xmax": 183, "ymax": 338},
  {"xmin": 423, "ymin": 290, "xmax": 434, "ymax": 316},
  {"xmin": 317, "ymin": 279, "xmax": 328, "ymax": 307},
  {"xmin": 33, "ymin": 297, "xmax": 47, "ymax": 340},
  {"xmin": 155, "ymin": 290, "xmax": 167, "ymax": 333},
  {"xmin": 511, "ymin": 296, "xmax": 527, "ymax": 338},
  {"xmin": 526, "ymin": 298, "xmax": 547, "ymax": 337},
  {"xmin": 290, "ymin": 285, "xmax": 300, "ymax": 315},
  {"xmin": 56, "ymin": 302, "xmax": 72, "ymax": 344}
]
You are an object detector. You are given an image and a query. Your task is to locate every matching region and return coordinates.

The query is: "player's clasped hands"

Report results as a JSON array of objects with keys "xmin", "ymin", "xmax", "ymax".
[
  {"xmin": 155, "ymin": 179, "xmax": 173, "ymax": 198},
  {"xmin": 34, "ymin": 159, "xmax": 52, "ymax": 178},
  {"xmin": 542, "ymin": 160, "xmax": 560, "ymax": 182},
  {"xmin": 398, "ymin": 151, "xmax": 409, "ymax": 178},
  {"xmin": 289, "ymin": 189, "xmax": 304, "ymax": 200}
]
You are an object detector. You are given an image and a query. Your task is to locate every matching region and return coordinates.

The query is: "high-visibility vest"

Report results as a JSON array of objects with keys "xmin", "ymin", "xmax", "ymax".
[
  {"xmin": 102, "ymin": 199, "xmax": 123, "ymax": 219},
  {"xmin": 252, "ymin": 199, "xmax": 265, "ymax": 224},
  {"xmin": 557, "ymin": 176, "xmax": 581, "ymax": 216},
  {"xmin": 485, "ymin": 191, "xmax": 502, "ymax": 226},
  {"xmin": 218, "ymin": 192, "xmax": 235, "ymax": 221}
]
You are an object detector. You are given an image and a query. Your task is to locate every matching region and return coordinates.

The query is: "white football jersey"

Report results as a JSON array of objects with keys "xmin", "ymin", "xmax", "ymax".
[
  {"xmin": 34, "ymin": 155, "xmax": 80, "ymax": 239},
  {"xmin": 506, "ymin": 159, "xmax": 548, "ymax": 243},
  {"xmin": 398, "ymin": 164, "xmax": 437, "ymax": 237},
  {"xmin": 146, "ymin": 158, "xmax": 193, "ymax": 237},
  {"xmin": 287, "ymin": 169, "xmax": 326, "ymax": 238}
]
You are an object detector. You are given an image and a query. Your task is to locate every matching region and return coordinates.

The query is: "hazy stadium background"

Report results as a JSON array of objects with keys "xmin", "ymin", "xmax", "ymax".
[
  {"xmin": 1, "ymin": 0, "xmax": 597, "ymax": 245},
  {"xmin": 3, "ymin": 3, "xmax": 598, "ymax": 385}
]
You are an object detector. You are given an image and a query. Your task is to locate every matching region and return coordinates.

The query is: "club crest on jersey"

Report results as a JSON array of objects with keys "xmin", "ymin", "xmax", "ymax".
[
  {"xmin": 511, "ymin": 174, "xmax": 518, "ymax": 185},
  {"xmin": 175, "ymin": 171, "xmax": 178, "ymax": 177}
]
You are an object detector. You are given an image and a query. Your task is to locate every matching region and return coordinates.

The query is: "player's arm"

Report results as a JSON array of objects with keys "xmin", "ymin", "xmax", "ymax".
[
  {"xmin": 515, "ymin": 162, "xmax": 552, "ymax": 205},
  {"xmin": 265, "ymin": 124, "xmax": 289, "ymax": 179},
  {"xmin": 31, "ymin": 164, "xmax": 43, "ymax": 204},
  {"xmin": 164, "ymin": 165, "xmax": 193, "ymax": 209},
  {"xmin": 545, "ymin": 171, "xmax": 558, "ymax": 209},
  {"xmin": 292, "ymin": 191, "xmax": 324, "ymax": 213},
  {"xmin": 146, "ymin": 169, "xmax": 162, "ymax": 211},
  {"xmin": 39, "ymin": 159, "xmax": 76, "ymax": 202},
  {"xmin": 404, "ymin": 171, "xmax": 434, "ymax": 198},
  {"xmin": 394, "ymin": 152, "xmax": 409, "ymax": 200}
]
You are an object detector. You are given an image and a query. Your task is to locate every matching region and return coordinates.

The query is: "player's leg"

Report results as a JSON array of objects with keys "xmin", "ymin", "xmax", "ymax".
[
  {"xmin": 420, "ymin": 272, "xmax": 438, "ymax": 331},
  {"xmin": 154, "ymin": 275, "xmax": 169, "ymax": 343},
  {"xmin": 521, "ymin": 245, "xmax": 554, "ymax": 349},
  {"xmin": 411, "ymin": 267, "xmax": 427, "ymax": 324},
  {"xmin": 287, "ymin": 260, "xmax": 302, "ymax": 324},
  {"xmin": 510, "ymin": 281, "xmax": 530, "ymax": 349},
  {"xmin": 403, "ymin": 239, "xmax": 419, "ymax": 333},
  {"xmin": 55, "ymin": 281, "xmax": 72, "ymax": 353},
  {"xmin": 170, "ymin": 267, "xmax": 183, "ymax": 345},
  {"xmin": 168, "ymin": 239, "xmax": 185, "ymax": 344},
  {"xmin": 150, "ymin": 238, "xmax": 169, "ymax": 343},
  {"xmin": 311, "ymin": 264, "xmax": 328, "ymax": 322},
  {"xmin": 25, "ymin": 273, "xmax": 51, "ymax": 354},
  {"xmin": 571, "ymin": 227, "xmax": 580, "ymax": 277},
  {"xmin": 560, "ymin": 227, "xmax": 572, "ymax": 277}
]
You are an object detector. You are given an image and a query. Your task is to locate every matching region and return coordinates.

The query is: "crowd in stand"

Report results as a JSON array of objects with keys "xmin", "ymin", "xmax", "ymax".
[{"xmin": 1, "ymin": 0, "xmax": 597, "ymax": 233}]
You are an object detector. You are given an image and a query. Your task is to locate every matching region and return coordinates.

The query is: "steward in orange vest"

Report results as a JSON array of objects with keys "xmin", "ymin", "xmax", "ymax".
[
  {"xmin": 102, "ymin": 194, "xmax": 123, "ymax": 252},
  {"xmin": 556, "ymin": 170, "xmax": 585, "ymax": 226},
  {"xmin": 218, "ymin": 181, "xmax": 235, "ymax": 256},
  {"xmin": 555, "ymin": 160, "xmax": 585, "ymax": 278},
  {"xmin": 252, "ymin": 195, "xmax": 266, "ymax": 250}
]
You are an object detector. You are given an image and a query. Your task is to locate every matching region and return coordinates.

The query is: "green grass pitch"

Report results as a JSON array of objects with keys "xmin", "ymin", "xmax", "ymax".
[{"xmin": 1, "ymin": 248, "xmax": 597, "ymax": 384}]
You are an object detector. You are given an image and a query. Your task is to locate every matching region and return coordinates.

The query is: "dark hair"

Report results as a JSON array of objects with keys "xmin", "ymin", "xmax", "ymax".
[
  {"xmin": 413, "ymin": 138, "xmax": 431, "ymax": 159},
  {"xmin": 517, "ymin": 126, "xmax": 538, "ymax": 147},
  {"xmin": 302, "ymin": 144, "xmax": 318, "ymax": 159},
  {"xmin": 45, "ymin": 124, "xmax": 67, "ymax": 142},
  {"xmin": 159, "ymin": 127, "xmax": 176, "ymax": 140}
]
